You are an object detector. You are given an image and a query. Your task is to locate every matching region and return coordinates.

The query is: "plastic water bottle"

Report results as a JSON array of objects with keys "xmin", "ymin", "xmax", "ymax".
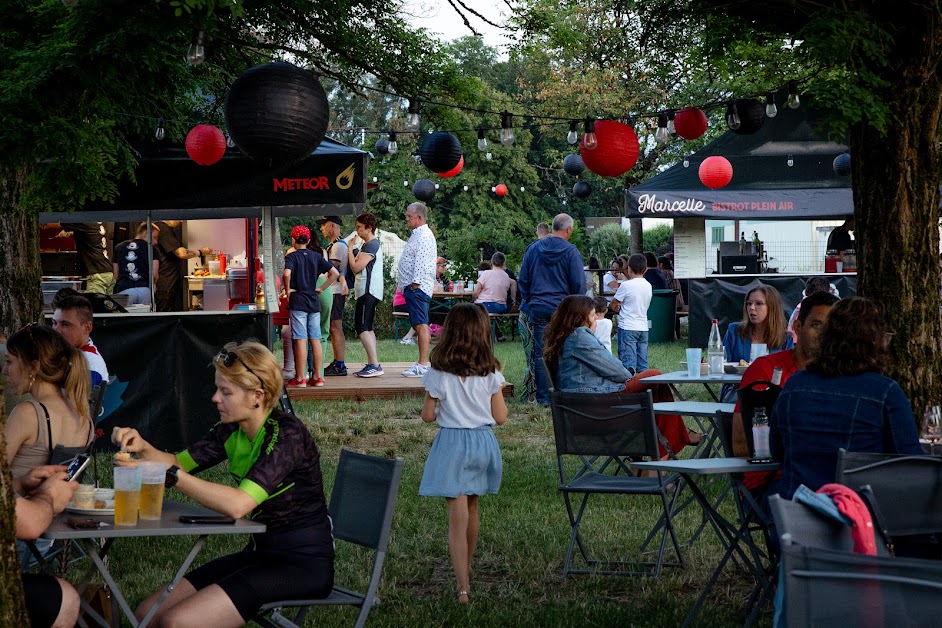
[
  {"xmin": 707, "ymin": 319, "xmax": 724, "ymax": 376},
  {"xmin": 752, "ymin": 407, "xmax": 771, "ymax": 458}
]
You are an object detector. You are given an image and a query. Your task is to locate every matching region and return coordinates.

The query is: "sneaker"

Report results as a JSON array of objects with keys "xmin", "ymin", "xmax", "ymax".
[
  {"xmin": 324, "ymin": 362, "xmax": 348, "ymax": 376},
  {"xmin": 402, "ymin": 362, "xmax": 430, "ymax": 378},
  {"xmin": 356, "ymin": 364, "xmax": 384, "ymax": 378},
  {"xmin": 286, "ymin": 378, "xmax": 306, "ymax": 388},
  {"xmin": 399, "ymin": 337, "xmax": 417, "ymax": 345},
  {"xmin": 308, "ymin": 377, "xmax": 325, "ymax": 387}
]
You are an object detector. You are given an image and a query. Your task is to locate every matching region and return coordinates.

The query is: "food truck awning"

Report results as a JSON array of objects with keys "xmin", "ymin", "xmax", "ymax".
[
  {"xmin": 40, "ymin": 136, "xmax": 368, "ymax": 223},
  {"xmin": 625, "ymin": 94, "xmax": 853, "ymax": 220}
]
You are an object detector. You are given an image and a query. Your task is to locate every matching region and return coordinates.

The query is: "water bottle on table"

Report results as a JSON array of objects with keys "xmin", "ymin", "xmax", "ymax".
[
  {"xmin": 707, "ymin": 318, "xmax": 724, "ymax": 376},
  {"xmin": 751, "ymin": 407, "xmax": 771, "ymax": 459}
]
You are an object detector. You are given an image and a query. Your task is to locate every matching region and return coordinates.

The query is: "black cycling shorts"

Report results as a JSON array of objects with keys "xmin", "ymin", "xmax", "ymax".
[
  {"xmin": 24, "ymin": 573, "xmax": 63, "ymax": 628},
  {"xmin": 354, "ymin": 293, "xmax": 380, "ymax": 334}
]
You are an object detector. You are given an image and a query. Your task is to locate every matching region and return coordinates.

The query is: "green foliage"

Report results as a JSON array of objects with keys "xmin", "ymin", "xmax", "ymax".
[
  {"xmin": 588, "ymin": 222, "xmax": 629, "ymax": 265},
  {"xmin": 642, "ymin": 223, "xmax": 673, "ymax": 256}
]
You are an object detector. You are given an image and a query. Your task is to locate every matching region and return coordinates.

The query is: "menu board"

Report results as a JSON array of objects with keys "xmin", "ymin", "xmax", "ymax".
[{"xmin": 673, "ymin": 218, "xmax": 706, "ymax": 278}]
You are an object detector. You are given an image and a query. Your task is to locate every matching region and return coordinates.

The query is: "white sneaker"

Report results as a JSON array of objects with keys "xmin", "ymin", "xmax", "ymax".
[
  {"xmin": 401, "ymin": 362, "xmax": 430, "ymax": 377},
  {"xmin": 399, "ymin": 337, "xmax": 417, "ymax": 345}
]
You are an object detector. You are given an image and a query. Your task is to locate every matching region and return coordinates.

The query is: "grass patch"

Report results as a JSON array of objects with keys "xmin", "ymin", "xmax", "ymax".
[{"xmin": 72, "ymin": 339, "xmax": 767, "ymax": 627}]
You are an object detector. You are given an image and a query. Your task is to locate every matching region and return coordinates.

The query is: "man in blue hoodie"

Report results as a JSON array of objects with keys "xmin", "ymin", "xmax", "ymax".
[{"xmin": 518, "ymin": 213, "xmax": 586, "ymax": 405}]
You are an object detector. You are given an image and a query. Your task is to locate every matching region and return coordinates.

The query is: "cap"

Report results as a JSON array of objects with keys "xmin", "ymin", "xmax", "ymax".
[
  {"xmin": 291, "ymin": 225, "xmax": 311, "ymax": 240},
  {"xmin": 317, "ymin": 215, "xmax": 343, "ymax": 227}
]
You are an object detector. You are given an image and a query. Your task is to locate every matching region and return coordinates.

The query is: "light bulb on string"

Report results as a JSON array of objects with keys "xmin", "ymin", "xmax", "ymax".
[
  {"xmin": 434, "ymin": 183, "xmax": 440, "ymax": 190},
  {"xmin": 491, "ymin": 186, "xmax": 496, "ymax": 193},
  {"xmin": 583, "ymin": 118, "xmax": 598, "ymax": 150},
  {"xmin": 765, "ymin": 93, "xmax": 778, "ymax": 118},
  {"xmin": 186, "ymin": 30, "xmax": 206, "ymax": 66},
  {"xmin": 403, "ymin": 180, "xmax": 409, "ymax": 186},
  {"xmin": 463, "ymin": 185, "xmax": 469, "ymax": 191},
  {"xmin": 786, "ymin": 81, "xmax": 801, "ymax": 109},
  {"xmin": 500, "ymin": 111, "xmax": 515, "ymax": 146},
  {"xmin": 373, "ymin": 176, "xmax": 378, "ymax": 182},
  {"xmin": 154, "ymin": 117, "xmax": 166, "ymax": 141},
  {"xmin": 725, "ymin": 102, "xmax": 741, "ymax": 130},
  {"xmin": 485, "ymin": 152, "xmax": 492, "ymax": 160},
  {"xmin": 787, "ymin": 154, "xmax": 794, "ymax": 167},
  {"xmin": 655, "ymin": 112, "xmax": 670, "ymax": 145},
  {"xmin": 225, "ymin": 132, "xmax": 235, "ymax": 148},
  {"xmin": 667, "ymin": 110, "xmax": 676, "ymax": 134},
  {"xmin": 477, "ymin": 128, "xmax": 487, "ymax": 151},
  {"xmin": 406, "ymin": 98, "xmax": 420, "ymax": 129},
  {"xmin": 567, "ymin": 120, "xmax": 579, "ymax": 144},
  {"xmin": 520, "ymin": 186, "xmax": 525, "ymax": 192},
  {"xmin": 387, "ymin": 131, "xmax": 398, "ymax": 154},
  {"xmin": 683, "ymin": 155, "xmax": 690, "ymax": 168}
]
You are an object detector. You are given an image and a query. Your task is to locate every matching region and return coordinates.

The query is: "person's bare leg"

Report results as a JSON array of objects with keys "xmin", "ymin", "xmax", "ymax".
[
  {"xmin": 151, "ymin": 584, "xmax": 244, "ymax": 628},
  {"xmin": 446, "ymin": 495, "xmax": 470, "ymax": 603},
  {"xmin": 51, "ymin": 579, "xmax": 80, "ymax": 628},
  {"xmin": 135, "ymin": 578, "xmax": 198, "ymax": 625},
  {"xmin": 280, "ymin": 326, "xmax": 295, "ymax": 377},
  {"xmin": 466, "ymin": 495, "xmax": 480, "ymax": 586},
  {"xmin": 310, "ymin": 339, "xmax": 323, "ymax": 380},
  {"xmin": 402, "ymin": 328, "xmax": 415, "ymax": 341},
  {"xmin": 330, "ymin": 318, "xmax": 345, "ymax": 361},
  {"xmin": 360, "ymin": 330, "xmax": 378, "ymax": 365},
  {"xmin": 416, "ymin": 324, "xmax": 431, "ymax": 365},
  {"xmin": 293, "ymin": 338, "xmax": 308, "ymax": 380}
]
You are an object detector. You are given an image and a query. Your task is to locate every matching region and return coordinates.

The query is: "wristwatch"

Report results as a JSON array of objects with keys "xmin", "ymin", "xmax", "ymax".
[{"xmin": 165, "ymin": 465, "xmax": 180, "ymax": 489}]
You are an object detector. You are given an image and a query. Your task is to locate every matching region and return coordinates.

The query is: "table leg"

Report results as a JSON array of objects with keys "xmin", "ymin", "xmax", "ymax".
[{"xmin": 136, "ymin": 536, "xmax": 207, "ymax": 628}]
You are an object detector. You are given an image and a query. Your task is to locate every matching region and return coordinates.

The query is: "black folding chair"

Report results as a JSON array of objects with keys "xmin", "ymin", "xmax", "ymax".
[
  {"xmin": 254, "ymin": 449, "xmax": 404, "ymax": 628},
  {"xmin": 549, "ymin": 389, "xmax": 683, "ymax": 577}
]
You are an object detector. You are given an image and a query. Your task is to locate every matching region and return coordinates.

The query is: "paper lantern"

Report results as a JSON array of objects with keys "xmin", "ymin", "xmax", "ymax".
[
  {"xmin": 674, "ymin": 107, "xmax": 708, "ymax": 140},
  {"xmin": 833, "ymin": 152, "xmax": 852, "ymax": 176},
  {"xmin": 412, "ymin": 179, "xmax": 436, "ymax": 202},
  {"xmin": 580, "ymin": 120, "xmax": 639, "ymax": 178},
  {"xmin": 699, "ymin": 156, "xmax": 733, "ymax": 189},
  {"xmin": 420, "ymin": 132, "xmax": 463, "ymax": 173},
  {"xmin": 437, "ymin": 155, "xmax": 464, "ymax": 178},
  {"xmin": 494, "ymin": 184, "xmax": 507, "ymax": 197},
  {"xmin": 374, "ymin": 138, "xmax": 389, "ymax": 155},
  {"xmin": 563, "ymin": 153, "xmax": 585, "ymax": 176},
  {"xmin": 224, "ymin": 62, "xmax": 329, "ymax": 165},
  {"xmin": 730, "ymin": 99, "xmax": 765, "ymax": 135},
  {"xmin": 573, "ymin": 181, "xmax": 592, "ymax": 199},
  {"xmin": 185, "ymin": 125, "xmax": 226, "ymax": 166}
]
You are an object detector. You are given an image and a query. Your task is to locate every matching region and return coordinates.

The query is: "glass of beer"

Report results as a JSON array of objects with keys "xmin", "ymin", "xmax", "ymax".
[
  {"xmin": 113, "ymin": 466, "xmax": 142, "ymax": 526},
  {"xmin": 138, "ymin": 462, "xmax": 167, "ymax": 520}
]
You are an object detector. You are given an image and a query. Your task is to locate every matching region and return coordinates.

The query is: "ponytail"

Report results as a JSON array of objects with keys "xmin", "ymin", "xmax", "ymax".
[{"xmin": 63, "ymin": 346, "xmax": 92, "ymax": 424}]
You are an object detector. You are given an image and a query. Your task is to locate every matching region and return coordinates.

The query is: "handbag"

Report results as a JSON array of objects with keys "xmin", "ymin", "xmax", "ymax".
[{"xmin": 81, "ymin": 583, "xmax": 119, "ymax": 627}]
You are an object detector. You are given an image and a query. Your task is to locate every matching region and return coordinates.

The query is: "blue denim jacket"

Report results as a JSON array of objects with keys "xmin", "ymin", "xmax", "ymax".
[
  {"xmin": 770, "ymin": 370, "xmax": 922, "ymax": 499},
  {"xmin": 556, "ymin": 327, "xmax": 631, "ymax": 394}
]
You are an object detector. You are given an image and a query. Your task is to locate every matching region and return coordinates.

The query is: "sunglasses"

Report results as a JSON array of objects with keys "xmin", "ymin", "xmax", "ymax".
[{"xmin": 214, "ymin": 348, "xmax": 262, "ymax": 385}]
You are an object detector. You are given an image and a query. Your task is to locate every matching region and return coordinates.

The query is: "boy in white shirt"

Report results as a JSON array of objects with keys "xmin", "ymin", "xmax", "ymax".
[
  {"xmin": 592, "ymin": 296, "xmax": 613, "ymax": 352},
  {"xmin": 611, "ymin": 253, "xmax": 652, "ymax": 375}
]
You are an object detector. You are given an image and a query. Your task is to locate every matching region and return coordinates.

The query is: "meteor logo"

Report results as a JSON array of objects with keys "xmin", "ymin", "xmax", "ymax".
[{"xmin": 335, "ymin": 163, "xmax": 355, "ymax": 190}]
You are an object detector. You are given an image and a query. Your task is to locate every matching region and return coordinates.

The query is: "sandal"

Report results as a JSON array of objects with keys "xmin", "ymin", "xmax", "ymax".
[{"xmin": 457, "ymin": 590, "xmax": 470, "ymax": 605}]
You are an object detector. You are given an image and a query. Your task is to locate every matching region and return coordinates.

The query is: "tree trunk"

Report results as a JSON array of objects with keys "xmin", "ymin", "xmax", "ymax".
[
  {"xmin": 629, "ymin": 217, "xmax": 643, "ymax": 253},
  {"xmin": 852, "ymin": 6, "xmax": 942, "ymax": 415},
  {"xmin": 0, "ymin": 166, "xmax": 38, "ymax": 625}
]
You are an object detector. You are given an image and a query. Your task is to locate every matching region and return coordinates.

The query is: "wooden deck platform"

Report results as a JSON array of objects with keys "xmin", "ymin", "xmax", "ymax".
[{"xmin": 286, "ymin": 362, "xmax": 515, "ymax": 402}]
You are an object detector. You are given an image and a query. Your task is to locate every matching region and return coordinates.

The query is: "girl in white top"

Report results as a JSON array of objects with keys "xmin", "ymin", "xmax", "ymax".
[
  {"xmin": 591, "ymin": 296, "xmax": 613, "ymax": 352},
  {"xmin": 419, "ymin": 303, "xmax": 507, "ymax": 605}
]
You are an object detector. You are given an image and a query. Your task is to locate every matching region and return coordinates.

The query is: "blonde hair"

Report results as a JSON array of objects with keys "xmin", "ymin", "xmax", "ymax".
[{"xmin": 213, "ymin": 340, "xmax": 283, "ymax": 411}]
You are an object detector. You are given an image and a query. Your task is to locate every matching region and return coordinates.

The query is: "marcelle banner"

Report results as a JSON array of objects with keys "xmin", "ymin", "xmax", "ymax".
[{"xmin": 624, "ymin": 188, "xmax": 854, "ymax": 219}]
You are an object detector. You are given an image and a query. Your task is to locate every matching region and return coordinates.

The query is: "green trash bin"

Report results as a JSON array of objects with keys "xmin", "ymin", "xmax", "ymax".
[{"xmin": 648, "ymin": 289, "xmax": 679, "ymax": 343}]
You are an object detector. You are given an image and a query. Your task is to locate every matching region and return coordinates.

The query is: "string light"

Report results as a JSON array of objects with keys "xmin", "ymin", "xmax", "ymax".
[
  {"xmin": 725, "ymin": 102, "xmax": 742, "ymax": 130},
  {"xmin": 186, "ymin": 31, "xmax": 205, "ymax": 67},
  {"xmin": 667, "ymin": 110, "xmax": 676, "ymax": 134},
  {"xmin": 500, "ymin": 111, "xmax": 515, "ymax": 146},
  {"xmin": 567, "ymin": 120, "xmax": 579, "ymax": 144},
  {"xmin": 582, "ymin": 118, "xmax": 597, "ymax": 150},
  {"xmin": 765, "ymin": 93, "xmax": 778, "ymax": 118},
  {"xmin": 387, "ymin": 131, "xmax": 398, "ymax": 154},
  {"xmin": 154, "ymin": 117, "xmax": 166, "ymax": 141},
  {"xmin": 683, "ymin": 155, "xmax": 690, "ymax": 168},
  {"xmin": 477, "ymin": 128, "xmax": 487, "ymax": 151},
  {"xmin": 655, "ymin": 112, "xmax": 670, "ymax": 145},
  {"xmin": 407, "ymin": 99, "xmax": 420, "ymax": 129},
  {"xmin": 786, "ymin": 81, "xmax": 801, "ymax": 109},
  {"xmin": 226, "ymin": 132, "xmax": 235, "ymax": 148},
  {"xmin": 787, "ymin": 153, "xmax": 794, "ymax": 167}
]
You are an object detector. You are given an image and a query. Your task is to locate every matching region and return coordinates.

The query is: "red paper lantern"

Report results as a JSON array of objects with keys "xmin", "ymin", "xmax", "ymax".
[
  {"xmin": 580, "ymin": 120, "xmax": 639, "ymax": 178},
  {"xmin": 436, "ymin": 155, "xmax": 464, "ymax": 178},
  {"xmin": 674, "ymin": 107, "xmax": 708, "ymax": 140},
  {"xmin": 699, "ymin": 156, "xmax": 733, "ymax": 189},
  {"xmin": 494, "ymin": 183, "xmax": 508, "ymax": 197},
  {"xmin": 185, "ymin": 125, "xmax": 226, "ymax": 166}
]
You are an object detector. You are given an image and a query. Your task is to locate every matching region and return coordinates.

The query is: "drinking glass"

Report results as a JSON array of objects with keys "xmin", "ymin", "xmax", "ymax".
[
  {"xmin": 685, "ymin": 348, "xmax": 702, "ymax": 378},
  {"xmin": 749, "ymin": 343, "xmax": 768, "ymax": 363},
  {"xmin": 922, "ymin": 405, "xmax": 942, "ymax": 442},
  {"xmin": 138, "ymin": 462, "xmax": 166, "ymax": 520},
  {"xmin": 113, "ymin": 466, "xmax": 142, "ymax": 526}
]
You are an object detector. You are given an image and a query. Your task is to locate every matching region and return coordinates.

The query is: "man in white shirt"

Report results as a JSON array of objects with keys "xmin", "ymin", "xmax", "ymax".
[
  {"xmin": 397, "ymin": 202, "xmax": 437, "ymax": 377},
  {"xmin": 610, "ymin": 253, "xmax": 652, "ymax": 375}
]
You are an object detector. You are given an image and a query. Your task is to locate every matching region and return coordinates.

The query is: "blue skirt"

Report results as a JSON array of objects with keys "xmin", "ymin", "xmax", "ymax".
[{"xmin": 419, "ymin": 426, "xmax": 502, "ymax": 498}]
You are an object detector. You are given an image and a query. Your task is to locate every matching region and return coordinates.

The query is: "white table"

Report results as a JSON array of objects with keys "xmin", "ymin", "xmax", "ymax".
[
  {"xmin": 632, "ymin": 457, "xmax": 780, "ymax": 627},
  {"xmin": 38, "ymin": 501, "xmax": 265, "ymax": 627},
  {"xmin": 643, "ymin": 370, "xmax": 743, "ymax": 402}
]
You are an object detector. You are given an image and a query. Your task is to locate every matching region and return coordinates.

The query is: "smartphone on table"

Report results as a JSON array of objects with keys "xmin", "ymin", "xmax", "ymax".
[{"xmin": 179, "ymin": 515, "xmax": 236, "ymax": 524}]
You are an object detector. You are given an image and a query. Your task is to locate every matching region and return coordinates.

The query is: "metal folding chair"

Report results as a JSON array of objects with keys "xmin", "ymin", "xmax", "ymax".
[
  {"xmin": 549, "ymin": 389, "xmax": 683, "ymax": 577},
  {"xmin": 254, "ymin": 448, "xmax": 404, "ymax": 628}
]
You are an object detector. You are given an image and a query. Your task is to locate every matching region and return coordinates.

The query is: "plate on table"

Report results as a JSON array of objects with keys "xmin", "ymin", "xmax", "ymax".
[
  {"xmin": 66, "ymin": 488, "xmax": 114, "ymax": 515},
  {"xmin": 725, "ymin": 362, "xmax": 750, "ymax": 375}
]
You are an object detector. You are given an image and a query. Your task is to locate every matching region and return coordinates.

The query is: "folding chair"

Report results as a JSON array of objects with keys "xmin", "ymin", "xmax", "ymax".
[
  {"xmin": 836, "ymin": 449, "xmax": 942, "ymax": 557},
  {"xmin": 538, "ymin": 357, "xmax": 556, "ymax": 393},
  {"xmin": 549, "ymin": 389, "xmax": 683, "ymax": 577},
  {"xmin": 254, "ymin": 449, "xmax": 404, "ymax": 628}
]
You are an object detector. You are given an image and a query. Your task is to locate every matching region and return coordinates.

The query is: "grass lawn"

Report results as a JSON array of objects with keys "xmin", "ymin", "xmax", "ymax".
[{"xmin": 77, "ymin": 338, "xmax": 766, "ymax": 627}]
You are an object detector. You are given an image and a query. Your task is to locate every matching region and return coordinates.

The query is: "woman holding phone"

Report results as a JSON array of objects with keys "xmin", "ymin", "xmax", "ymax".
[{"xmin": 112, "ymin": 340, "xmax": 333, "ymax": 627}]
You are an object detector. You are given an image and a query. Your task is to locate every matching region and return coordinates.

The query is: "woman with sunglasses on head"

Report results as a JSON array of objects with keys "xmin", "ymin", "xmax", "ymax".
[{"xmin": 112, "ymin": 340, "xmax": 333, "ymax": 627}]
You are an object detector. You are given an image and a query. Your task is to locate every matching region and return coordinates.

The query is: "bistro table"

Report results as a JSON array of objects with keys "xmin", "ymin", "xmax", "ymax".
[
  {"xmin": 632, "ymin": 457, "xmax": 780, "ymax": 628},
  {"xmin": 38, "ymin": 501, "xmax": 265, "ymax": 628},
  {"xmin": 643, "ymin": 370, "xmax": 743, "ymax": 402},
  {"xmin": 430, "ymin": 289, "xmax": 473, "ymax": 316}
]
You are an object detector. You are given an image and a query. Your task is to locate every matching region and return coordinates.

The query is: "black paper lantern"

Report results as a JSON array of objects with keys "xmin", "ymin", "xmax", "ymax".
[
  {"xmin": 224, "ymin": 62, "xmax": 329, "ymax": 165},
  {"xmin": 412, "ymin": 179, "xmax": 436, "ymax": 202},
  {"xmin": 563, "ymin": 153, "xmax": 585, "ymax": 176},
  {"xmin": 374, "ymin": 138, "xmax": 390, "ymax": 155},
  {"xmin": 833, "ymin": 152, "xmax": 852, "ymax": 176},
  {"xmin": 730, "ymin": 99, "xmax": 765, "ymax": 135},
  {"xmin": 573, "ymin": 181, "xmax": 592, "ymax": 199},
  {"xmin": 420, "ymin": 132, "xmax": 463, "ymax": 173}
]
